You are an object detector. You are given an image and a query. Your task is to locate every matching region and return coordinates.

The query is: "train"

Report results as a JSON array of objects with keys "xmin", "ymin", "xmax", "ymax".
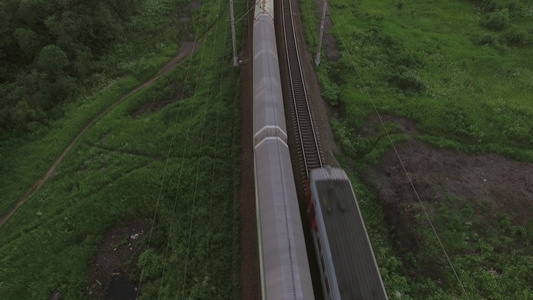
[
  {"xmin": 252, "ymin": 0, "xmax": 315, "ymax": 299},
  {"xmin": 307, "ymin": 167, "xmax": 388, "ymax": 299},
  {"xmin": 252, "ymin": 0, "xmax": 388, "ymax": 299}
]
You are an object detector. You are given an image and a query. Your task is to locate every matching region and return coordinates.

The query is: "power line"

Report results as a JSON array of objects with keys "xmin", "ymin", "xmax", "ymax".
[
  {"xmin": 326, "ymin": 8, "xmax": 470, "ymax": 299},
  {"xmin": 137, "ymin": 0, "xmax": 210, "ymax": 296},
  {"xmin": 177, "ymin": 0, "xmax": 226, "ymax": 298},
  {"xmin": 200, "ymin": 3, "xmax": 231, "ymax": 280}
]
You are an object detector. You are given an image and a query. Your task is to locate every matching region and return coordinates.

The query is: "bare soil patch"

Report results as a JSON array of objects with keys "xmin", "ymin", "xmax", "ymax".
[
  {"xmin": 129, "ymin": 81, "xmax": 185, "ymax": 118},
  {"xmin": 365, "ymin": 137, "xmax": 533, "ymax": 222},
  {"xmin": 86, "ymin": 220, "xmax": 150, "ymax": 300},
  {"xmin": 360, "ymin": 113, "xmax": 421, "ymax": 138},
  {"xmin": 362, "ymin": 117, "xmax": 533, "ymax": 254}
]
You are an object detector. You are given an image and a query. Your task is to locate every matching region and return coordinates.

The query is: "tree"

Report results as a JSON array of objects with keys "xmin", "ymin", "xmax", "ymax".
[
  {"xmin": 15, "ymin": 28, "xmax": 41, "ymax": 59},
  {"xmin": 37, "ymin": 44, "xmax": 69, "ymax": 74}
]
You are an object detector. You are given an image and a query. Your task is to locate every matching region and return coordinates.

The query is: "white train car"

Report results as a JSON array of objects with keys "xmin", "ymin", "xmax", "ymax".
[{"xmin": 252, "ymin": 0, "xmax": 315, "ymax": 299}]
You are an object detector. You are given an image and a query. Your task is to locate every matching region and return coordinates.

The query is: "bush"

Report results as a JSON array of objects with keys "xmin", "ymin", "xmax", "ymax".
[
  {"xmin": 388, "ymin": 66, "xmax": 427, "ymax": 93},
  {"xmin": 396, "ymin": 0, "xmax": 404, "ymax": 10},
  {"xmin": 322, "ymin": 82, "xmax": 341, "ymax": 106},
  {"xmin": 393, "ymin": 51, "xmax": 424, "ymax": 69},
  {"xmin": 506, "ymin": 0, "xmax": 526, "ymax": 17},
  {"xmin": 480, "ymin": 0, "xmax": 499, "ymax": 13},
  {"xmin": 501, "ymin": 27, "xmax": 529, "ymax": 46},
  {"xmin": 478, "ymin": 33, "xmax": 497, "ymax": 46},
  {"xmin": 480, "ymin": 9, "xmax": 509, "ymax": 31}
]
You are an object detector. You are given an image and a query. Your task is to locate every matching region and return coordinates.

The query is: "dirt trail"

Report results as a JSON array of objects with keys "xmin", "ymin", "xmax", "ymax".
[{"xmin": 0, "ymin": 41, "xmax": 201, "ymax": 229}]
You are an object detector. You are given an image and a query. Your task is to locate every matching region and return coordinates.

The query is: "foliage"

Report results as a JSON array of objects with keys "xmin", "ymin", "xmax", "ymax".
[
  {"xmin": 501, "ymin": 26, "xmax": 530, "ymax": 46},
  {"xmin": 37, "ymin": 45, "xmax": 69, "ymax": 74},
  {"xmin": 0, "ymin": 0, "xmax": 245, "ymax": 298},
  {"xmin": 0, "ymin": 0, "xmax": 180, "ymax": 137},
  {"xmin": 388, "ymin": 66, "xmax": 427, "ymax": 93},
  {"xmin": 300, "ymin": 0, "xmax": 533, "ymax": 298},
  {"xmin": 480, "ymin": 8, "xmax": 509, "ymax": 31}
]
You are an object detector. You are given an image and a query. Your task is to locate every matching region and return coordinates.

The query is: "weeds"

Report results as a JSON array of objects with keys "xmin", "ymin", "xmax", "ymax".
[
  {"xmin": 0, "ymin": 0, "xmax": 244, "ymax": 298},
  {"xmin": 300, "ymin": 0, "xmax": 533, "ymax": 298}
]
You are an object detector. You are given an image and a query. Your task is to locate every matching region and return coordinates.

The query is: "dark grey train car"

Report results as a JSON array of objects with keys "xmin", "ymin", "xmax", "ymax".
[
  {"xmin": 252, "ymin": 1, "xmax": 315, "ymax": 299},
  {"xmin": 307, "ymin": 167, "xmax": 388, "ymax": 300}
]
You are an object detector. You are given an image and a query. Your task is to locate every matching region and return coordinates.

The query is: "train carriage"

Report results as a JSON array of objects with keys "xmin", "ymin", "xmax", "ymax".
[{"xmin": 252, "ymin": 0, "xmax": 315, "ymax": 299}]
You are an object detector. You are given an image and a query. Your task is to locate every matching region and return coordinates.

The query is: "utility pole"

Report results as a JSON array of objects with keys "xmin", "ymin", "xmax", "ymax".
[
  {"xmin": 315, "ymin": 0, "xmax": 328, "ymax": 66},
  {"xmin": 230, "ymin": 0, "xmax": 239, "ymax": 66}
]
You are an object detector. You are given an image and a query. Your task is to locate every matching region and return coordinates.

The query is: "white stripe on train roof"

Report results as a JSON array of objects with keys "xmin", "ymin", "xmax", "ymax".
[
  {"xmin": 254, "ymin": 125, "xmax": 287, "ymax": 140},
  {"xmin": 254, "ymin": 136, "xmax": 289, "ymax": 149}
]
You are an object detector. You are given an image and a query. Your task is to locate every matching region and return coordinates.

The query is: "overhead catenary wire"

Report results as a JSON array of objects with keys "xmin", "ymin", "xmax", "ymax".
[
  {"xmin": 235, "ymin": 0, "xmax": 260, "ymax": 24},
  {"xmin": 159, "ymin": 2, "xmax": 227, "ymax": 300},
  {"xmin": 177, "ymin": 1, "xmax": 228, "ymax": 299},
  {"xmin": 199, "ymin": 4, "xmax": 231, "ymax": 280},
  {"xmin": 325, "ymin": 7, "xmax": 470, "ymax": 299},
  {"xmin": 137, "ymin": 0, "xmax": 212, "ymax": 297}
]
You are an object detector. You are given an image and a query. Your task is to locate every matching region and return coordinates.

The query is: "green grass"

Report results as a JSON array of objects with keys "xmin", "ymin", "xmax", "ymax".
[
  {"xmin": 0, "ymin": 76, "xmax": 140, "ymax": 216},
  {"xmin": 0, "ymin": 0, "xmax": 245, "ymax": 298},
  {"xmin": 300, "ymin": 0, "xmax": 533, "ymax": 298},
  {"xmin": 317, "ymin": 0, "xmax": 533, "ymax": 161}
]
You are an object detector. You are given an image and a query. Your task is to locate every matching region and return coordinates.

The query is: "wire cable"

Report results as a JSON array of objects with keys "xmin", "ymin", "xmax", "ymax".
[
  {"xmin": 199, "ymin": 4, "xmax": 231, "ymax": 280},
  {"xmin": 137, "ymin": 0, "xmax": 210, "ymax": 296},
  {"xmin": 176, "ymin": 1, "xmax": 227, "ymax": 299},
  {"xmin": 326, "ymin": 8, "xmax": 470, "ymax": 299},
  {"xmin": 235, "ymin": 0, "xmax": 260, "ymax": 24}
]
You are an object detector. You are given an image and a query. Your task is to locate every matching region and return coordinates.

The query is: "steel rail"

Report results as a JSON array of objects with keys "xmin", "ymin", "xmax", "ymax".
[{"xmin": 280, "ymin": 0, "xmax": 323, "ymax": 177}]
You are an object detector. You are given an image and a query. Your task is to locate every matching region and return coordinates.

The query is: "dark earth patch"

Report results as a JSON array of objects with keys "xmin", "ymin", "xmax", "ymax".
[
  {"xmin": 129, "ymin": 81, "xmax": 185, "ymax": 118},
  {"xmin": 364, "ymin": 138, "xmax": 533, "ymax": 225},
  {"xmin": 106, "ymin": 275, "xmax": 137, "ymax": 300},
  {"xmin": 86, "ymin": 220, "xmax": 150, "ymax": 300},
  {"xmin": 360, "ymin": 114, "xmax": 421, "ymax": 138},
  {"xmin": 357, "ymin": 116, "xmax": 533, "ymax": 286}
]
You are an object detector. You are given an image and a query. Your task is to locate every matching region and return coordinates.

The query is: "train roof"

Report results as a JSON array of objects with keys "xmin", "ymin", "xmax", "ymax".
[
  {"xmin": 310, "ymin": 168, "xmax": 388, "ymax": 299},
  {"xmin": 255, "ymin": 139, "xmax": 315, "ymax": 300}
]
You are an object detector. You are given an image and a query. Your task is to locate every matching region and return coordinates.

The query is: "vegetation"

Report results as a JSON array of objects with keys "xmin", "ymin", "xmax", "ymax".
[
  {"xmin": 300, "ymin": 0, "xmax": 533, "ymax": 298},
  {"xmin": 0, "ymin": 0, "xmax": 245, "ymax": 298}
]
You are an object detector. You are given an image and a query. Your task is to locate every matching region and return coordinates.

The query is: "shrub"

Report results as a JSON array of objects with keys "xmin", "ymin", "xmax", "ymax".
[
  {"xmin": 322, "ymin": 82, "xmax": 341, "ymax": 106},
  {"xmin": 501, "ymin": 27, "xmax": 529, "ymax": 46},
  {"xmin": 506, "ymin": 0, "xmax": 526, "ymax": 17},
  {"xmin": 388, "ymin": 66, "xmax": 427, "ymax": 93},
  {"xmin": 393, "ymin": 51, "xmax": 424, "ymax": 69},
  {"xmin": 396, "ymin": 0, "xmax": 404, "ymax": 10},
  {"xmin": 480, "ymin": 0, "xmax": 499, "ymax": 13},
  {"xmin": 480, "ymin": 9, "xmax": 509, "ymax": 31},
  {"xmin": 478, "ymin": 33, "xmax": 497, "ymax": 46}
]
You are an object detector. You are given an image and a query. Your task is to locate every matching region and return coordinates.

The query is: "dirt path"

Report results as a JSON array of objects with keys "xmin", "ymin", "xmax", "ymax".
[{"xmin": 0, "ymin": 41, "xmax": 201, "ymax": 229}]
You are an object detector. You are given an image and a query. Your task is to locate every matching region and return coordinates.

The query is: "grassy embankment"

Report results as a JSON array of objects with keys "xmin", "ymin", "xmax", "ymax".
[
  {"xmin": 0, "ymin": 0, "xmax": 244, "ymax": 298},
  {"xmin": 300, "ymin": 0, "xmax": 533, "ymax": 298}
]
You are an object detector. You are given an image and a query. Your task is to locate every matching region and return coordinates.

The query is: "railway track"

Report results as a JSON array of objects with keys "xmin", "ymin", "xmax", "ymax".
[{"xmin": 280, "ymin": 0, "xmax": 323, "ymax": 178}]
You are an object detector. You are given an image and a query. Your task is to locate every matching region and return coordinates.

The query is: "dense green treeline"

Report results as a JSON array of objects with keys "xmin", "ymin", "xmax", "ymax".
[{"xmin": 0, "ymin": 0, "xmax": 166, "ymax": 136}]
